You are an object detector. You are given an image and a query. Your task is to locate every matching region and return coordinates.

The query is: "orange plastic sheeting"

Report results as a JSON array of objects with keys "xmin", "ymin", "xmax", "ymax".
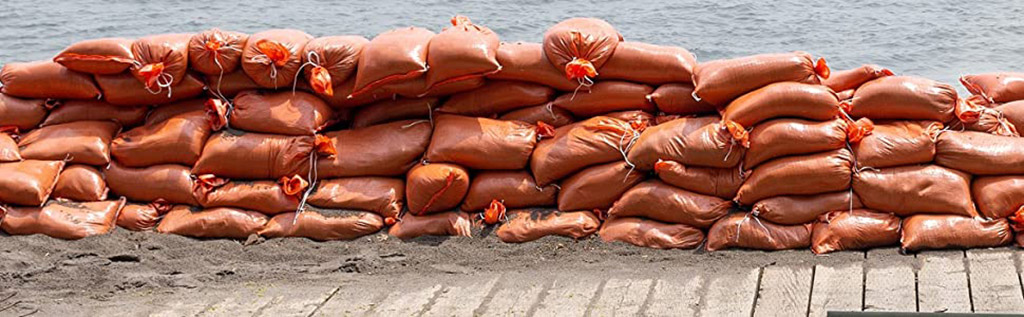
[
  {"xmin": 722, "ymin": 82, "xmax": 841, "ymax": 128},
  {"xmin": 693, "ymin": 52, "xmax": 824, "ymax": 106},
  {"xmin": 627, "ymin": 116, "xmax": 744, "ymax": 170},
  {"xmin": 157, "ymin": 206, "xmax": 268, "ymax": 239},
  {"xmin": 960, "ymin": 72, "xmax": 1024, "ymax": 103},
  {"xmin": 0, "ymin": 61, "xmax": 101, "ymax": 99},
  {"xmin": 52, "ymin": 165, "xmax": 108, "ymax": 202},
  {"xmin": 551, "ymin": 81, "xmax": 655, "ymax": 117},
  {"xmin": 811, "ymin": 209, "xmax": 900, "ymax": 254},
  {"xmin": 736, "ymin": 149, "xmax": 852, "ymax": 206},
  {"xmin": 18, "ymin": 121, "xmax": 120, "ymax": 165},
  {"xmin": 193, "ymin": 131, "xmax": 313, "ymax": 180},
  {"xmin": 106, "ymin": 162, "xmax": 198, "ymax": 205},
  {"xmin": 496, "ymin": 209, "xmax": 599, "ymax": 243},
  {"xmin": 499, "ymin": 103, "xmax": 575, "ymax": 128},
  {"xmin": 543, "ymin": 18, "xmax": 621, "ymax": 81},
  {"xmin": 41, "ymin": 100, "xmax": 147, "ymax": 127},
  {"xmin": 744, "ymin": 118, "xmax": 848, "ymax": 168},
  {"xmin": 96, "ymin": 72, "xmax": 205, "ymax": 106},
  {"xmin": 188, "ymin": 29, "xmax": 249, "ymax": 75},
  {"xmin": 654, "ymin": 160, "xmax": 745, "ymax": 199},
  {"xmin": 852, "ymin": 120, "xmax": 942, "ymax": 168},
  {"xmin": 424, "ymin": 16, "xmax": 501, "ymax": 89},
  {"xmin": 530, "ymin": 116, "xmax": 638, "ymax": 185},
  {"xmin": 241, "ymin": 29, "xmax": 313, "ymax": 89},
  {"xmin": 54, "ymin": 38, "xmax": 135, "ymax": 74},
  {"xmin": 901, "ymin": 215, "xmax": 1011, "ymax": 251},
  {"xmin": 461, "ymin": 171, "xmax": 557, "ymax": 212},
  {"xmin": 439, "ymin": 81, "xmax": 554, "ymax": 116},
  {"xmin": 307, "ymin": 177, "xmax": 404, "ymax": 218},
  {"xmin": 1, "ymin": 199, "xmax": 124, "ymax": 240},
  {"xmin": 230, "ymin": 90, "xmax": 334, "ymax": 135},
  {"xmin": 350, "ymin": 27, "xmax": 434, "ymax": 97},
  {"xmin": 301, "ymin": 36, "xmax": 368, "ymax": 96},
  {"xmin": 388, "ymin": 211, "xmax": 473, "ymax": 240},
  {"xmin": 600, "ymin": 217, "xmax": 704, "ymax": 249},
  {"xmin": 706, "ymin": 213, "xmax": 812, "ymax": 251},
  {"xmin": 131, "ymin": 33, "xmax": 191, "ymax": 88},
  {"xmin": 0, "ymin": 160, "xmax": 65, "ymax": 206},
  {"xmin": 406, "ymin": 163, "xmax": 470, "ymax": 215},
  {"xmin": 849, "ymin": 76, "xmax": 959, "ymax": 122},
  {"xmin": 317, "ymin": 120, "xmax": 431, "ymax": 178},
  {"xmin": 260, "ymin": 209, "xmax": 384, "ymax": 241},
  {"xmin": 972, "ymin": 175, "xmax": 1024, "ymax": 219},
  {"xmin": 609, "ymin": 180, "xmax": 730, "ymax": 228},
  {"xmin": 425, "ymin": 115, "xmax": 537, "ymax": 170},
  {"xmin": 752, "ymin": 191, "xmax": 863, "ymax": 225},
  {"xmin": 488, "ymin": 42, "xmax": 578, "ymax": 91},
  {"xmin": 852, "ymin": 164, "xmax": 977, "ymax": 217},
  {"xmin": 111, "ymin": 100, "xmax": 212, "ymax": 167},
  {"xmin": 557, "ymin": 161, "xmax": 644, "ymax": 212},
  {"xmin": 935, "ymin": 130, "xmax": 1024, "ymax": 175},
  {"xmin": 0, "ymin": 93, "xmax": 47, "ymax": 130},
  {"xmin": 822, "ymin": 64, "xmax": 893, "ymax": 93},
  {"xmin": 600, "ymin": 42, "xmax": 696, "ymax": 84},
  {"xmin": 647, "ymin": 83, "xmax": 717, "ymax": 115}
]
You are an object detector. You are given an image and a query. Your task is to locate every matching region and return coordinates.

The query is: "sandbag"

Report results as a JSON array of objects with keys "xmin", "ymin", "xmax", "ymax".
[
  {"xmin": 192, "ymin": 176, "xmax": 304, "ymax": 215},
  {"xmin": 1, "ymin": 61, "xmax": 101, "ymax": 99},
  {"xmin": 424, "ymin": 16, "xmax": 501, "ymax": 89},
  {"xmin": 551, "ymin": 81, "xmax": 655, "ymax": 117},
  {"xmin": 389, "ymin": 211, "xmax": 473, "ymax": 240},
  {"xmin": 836, "ymin": 89, "xmax": 854, "ymax": 101},
  {"xmin": 736, "ymin": 149, "xmax": 853, "ymax": 205},
  {"xmin": 41, "ymin": 100, "xmax": 147, "ymax": 127},
  {"xmin": 53, "ymin": 38, "xmax": 135, "ymax": 74},
  {"xmin": 499, "ymin": 103, "xmax": 575, "ymax": 127},
  {"xmin": 52, "ymin": 165, "xmax": 108, "ymax": 202},
  {"xmin": 0, "ymin": 199, "xmax": 124, "ymax": 240},
  {"xmin": 260, "ymin": 209, "xmax": 384, "ymax": 241},
  {"xmin": 598, "ymin": 110, "xmax": 654, "ymax": 127},
  {"xmin": 307, "ymin": 177, "xmax": 404, "ymax": 218},
  {"xmin": 117, "ymin": 202, "xmax": 167, "ymax": 231},
  {"xmin": 964, "ymin": 107, "xmax": 1019, "ymax": 137},
  {"xmin": 111, "ymin": 100, "xmax": 212, "ymax": 167},
  {"xmin": 488, "ymin": 42, "xmax": 578, "ymax": 91},
  {"xmin": 406, "ymin": 163, "xmax": 470, "ymax": 215},
  {"xmin": 0, "ymin": 160, "xmax": 65, "ymax": 206},
  {"xmin": 18, "ymin": 121, "xmax": 120, "ymax": 165},
  {"xmin": 935, "ymin": 131, "xmax": 1024, "ymax": 175},
  {"xmin": 96, "ymin": 72, "xmax": 206, "ymax": 106},
  {"xmin": 744, "ymin": 118, "xmax": 848, "ymax": 168},
  {"xmin": 543, "ymin": 18, "xmax": 621, "ymax": 81},
  {"xmin": 811, "ymin": 209, "xmax": 901, "ymax": 254},
  {"xmin": 461, "ymin": 171, "xmax": 557, "ymax": 212},
  {"xmin": 144, "ymin": 97, "xmax": 207, "ymax": 124},
  {"xmin": 722, "ymin": 82, "xmax": 841, "ymax": 128},
  {"xmin": 0, "ymin": 93, "xmax": 47, "ymax": 130},
  {"xmin": 496, "ymin": 209, "xmax": 599, "ymax": 243},
  {"xmin": 960, "ymin": 72, "xmax": 1024, "ymax": 103},
  {"xmin": 188, "ymin": 29, "xmax": 249, "ymax": 75},
  {"xmin": 599, "ymin": 217, "xmax": 704, "ymax": 249},
  {"xmin": 609, "ymin": 180, "xmax": 730, "ymax": 228},
  {"xmin": 692, "ymin": 52, "xmax": 827, "ymax": 106},
  {"xmin": 0, "ymin": 133, "xmax": 20, "ymax": 162},
  {"xmin": 301, "ymin": 35, "xmax": 367, "ymax": 96},
  {"xmin": 130, "ymin": 33, "xmax": 191, "ymax": 89},
  {"xmin": 647, "ymin": 83, "xmax": 717, "ymax": 115},
  {"xmin": 849, "ymin": 76, "xmax": 964, "ymax": 122},
  {"xmin": 106, "ymin": 162, "xmax": 197, "ymax": 205},
  {"xmin": 380, "ymin": 73, "xmax": 486, "ymax": 99},
  {"xmin": 972, "ymin": 175, "xmax": 1024, "ymax": 219},
  {"xmin": 599, "ymin": 42, "xmax": 696, "ymax": 84},
  {"xmin": 438, "ymin": 81, "xmax": 554, "ymax": 116},
  {"xmin": 852, "ymin": 164, "xmax": 976, "ymax": 217},
  {"xmin": 230, "ymin": 90, "xmax": 334, "ymax": 135},
  {"xmin": 822, "ymin": 64, "xmax": 893, "ymax": 93},
  {"xmin": 558, "ymin": 161, "xmax": 644, "ymax": 212},
  {"xmin": 205, "ymin": 70, "xmax": 261, "ymax": 98},
  {"xmin": 752, "ymin": 191, "xmax": 863, "ymax": 225},
  {"xmin": 241, "ymin": 29, "xmax": 312, "ymax": 89},
  {"xmin": 626, "ymin": 116, "xmax": 744, "ymax": 170},
  {"xmin": 901, "ymin": 215, "xmax": 1011, "ymax": 251},
  {"xmin": 317, "ymin": 120, "xmax": 431, "ymax": 178},
  {"xmin": 654, "ymin": 159, "xmax": 745, "ymax": 199},
  {"xmin": 193, "ymin": 131, "xmax": 316, "ymax": 180},
  {"xmin": 352, "ymin": 97, "xmax": 435, "ymax": 128},
  {"xmin": 425, "ymin": 115, "xmax": 537, "ymax": 170},
  {"xmin": 705, "ymin": 213, "xmax": 813, "ymax": 251},
  {"xmin": 852, "ymin": 120, "xmax": 941, "ymax": 168},
  {"xmin": 157, "ymin": 206, "xmax": 268, "ymax": 239},
  {"xmin": 350, "ymin": 27, "xmax": 434, "ymax": 97},
  {"xmin": 530, "ymin": 116, "xmax": 639, "ymax": 185}
]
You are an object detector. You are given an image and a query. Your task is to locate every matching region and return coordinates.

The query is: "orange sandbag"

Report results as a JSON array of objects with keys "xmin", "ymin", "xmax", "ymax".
[
  {"xmin": 106, "ymin": 162, "xmax": 198, "ymax": 205},
  {"xmin": 241, "ymin": 29, "xmax": 312, "ymax": 89},
  {"xmin": 301, "ymin": 35, "xmax": 367, "ymax": 96},
  {"xmin": 551, "ymin": 81, "xmax": 655, "ymax": 117},
  {"xmin": 425, "ymin": 115, "xmax": 537, "ymax": 170},
  {"xmin": 96, "ymin": 72, "xmax": 206, "ymax": 106},
  {"xmin": 960, "ymin": 72, "xmax": 1024, "ymax": 103},
  {"xmin": 424, "ymin": 16, "xmax": 501, "ymax": 89},
  {"xmin": 461, "ymin": 171, "xmax": 557, "ymax": 212},
  {"xmin": 350, "ymin": 27, "xmax": 434, "ymax": 97},
  {"xmin": 496, "ymin": 209, "xmax": 599, "ymax": 243},
  {"xmin": 143, "ymin": 97, "xmax": 209, "ymax": 125},
  {"xmin": 1, "ymin": 61, "xmax": 101, "ymax": 99},
  {"xmin": 736, "ymin": 149, "xmax": 853, "ymax": 205},
  {"xmin": 438, "ymin": 81, "xmax": 554, "ymax": 116},
  {"xmin": 352, "ymin": 97, "xmax": 435, "ymax": 128},
  {"xmin": 52, "ymin": 165, "xmax": 108, "ymax": 202},
  {"xmin": 602, "ymin": 110, "xmax": 654, "ymax": 127},
  {"xmin": 378, "ymin": 73, "xmax": 486, "ymax": 99},
  {"xmin": 852, "ymin": 120, "xmax": 941, "ymax": 168},
  {"xmin": 157, "ymin": 206, "xmax": 268, "ymax": 239},
  {"xmin": 111, "ymin": 100, "xmax": 213, "ymax": 167},
  {"xmin": 647, "ymin": 83, "xmax": 717, "ymax": 115},
  {"xmin": 0, "ymin": 93, "xmax": 47, "ymax": 130},
  {"xmin": 822, "ymin": 64, "xmax": 893, "ymax": 92},
  {"xmin": 836, "ymin": 89, "xmax": 854, "ymax": 101},
  {"xmin": 0, "ymin": 160, "xmax": 65, "ymax": 206},
  {"xmin": 626, "ymin": 116, "xmax": 744, "ymax": 170},
  {"xmin": 849, "ymin": 76, "xmax": 965, "ymax": 122},
  {"xmin": 260, "ymin": 209, "xmax": 384, "ymax": 241},
  {"xmin": 188, "ymin": 29, "xmax": 249, "ymax": 76},
  {"xmin": 307, "ymin": 177, "xmax": 404, "ymax": 218},
  {"xmin": 692, "ymin": 52, "xmax": 827, "ymax": 106},
  {"xmin": 752, "ymin": 191, "xmax": 863, "ymax": 225},
  {"xmin": 488, "ymin": 42, "xmax": 578, "ymax": 91},
  {"xmin": 705, "ymin": 213, "xmax": 812, "ymax": 251},
  {"xmin": 852, "ymin": 164, "xmax": 977, "ymax": 217},
  {"xmin": 600, "ymin": 217, "xmax": 704, "ymax": 249},
  {"xmin": 654, "ymin": 159, "xmax": 745, "ymax": 199},
  {"xmin": 972, "ymin": 175, "xmax": 1024, "ymax": 219},
  {"xmin": 41, "ymin": 100, "xmax": 147, "ymax": 127},
  {"xmin": 499, "ymin": 103, "xmax": 575, "ymax": 127},
  {"xmin": 599, "ymin": 42, "xmax": 696, "ymax": 84},
  {"xmin": 230, "ymin": 90, "xmax": 334, "ymax": 135},
  {"xmin": 935, "ymin": 131, "xmax": 1024, "ymax": 175},
  {"xmin": 53, "ymin": 38, "xmax": 135, "ymax": 74},
  {"xmin": 406, "ymin": 163, "xmax": 470, "ymax": 215},
  {"xmin": 205, "ymin": 70, "xmax": 261, "ymax": 98},
  {"xmin": 192, "ymin": 176, "xmax": 303, "ymax": 215},
  {"xmin": 117, "ymin": 202, "xmax": 168, "ymax": 231},
  {"xmin": 130, "ymin": 33, "xmax": 191, "ymax": 89},
  {"xmin": 744, "ymin": 118, "xmax": 848, "ymax": 168},
  {"xmin": 558, "ymin": 161, "xmax": 644, "ymax": 211},
  {"xmin": 0, "ymin": 133, "xmax": 20, "ymax": 162},
  {"xmin": 901, "ymin": 215, "xmax": 1011, "ymax": 251},
  {"xmin": 18, "ymin": 121, "xmax": 120, "ymax": 165},
  {"xmin": 317, "ymin": 120, "xmax": 431, "ymax": 178},
  {"xmin": 722, "ymin": 82, "xmax": 842, "ymax": 128},
  {"xmin": 193, "ymin": 131, "xmax": 315, "ymax": 180},
  {"xmin": 531, "ymin": 116, "xmax": 641, "ymax": 185},
  {"xmin": 388, "ymin": 211, "xmax": 473, "ymax": 240},
  {"xmin": 319, "ymin": 76, "xmax": 388, "ymax": 109},
  {"xmin": 609, "ymin": 180, "xmax": 730, "ymax": 228},
  {"xmin": 811, "ymin": 209, "xmax": 901, "ymax": 254},
  {"xmin": 0, "ymin": 199, "xmax": 124, "ymax": 240},
  {"xmin": 543, "ymin": 18, "xmax": 621, "ymax": 81},
  {"xmin": 964, "ymin": 107, "xmax": 1019, "ymax": 137}
]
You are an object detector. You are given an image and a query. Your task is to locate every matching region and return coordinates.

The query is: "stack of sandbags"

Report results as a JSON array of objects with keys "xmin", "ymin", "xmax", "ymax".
[{"xmin": 958, "ymin": 72, "xmax": 1024, "ymax": 137}]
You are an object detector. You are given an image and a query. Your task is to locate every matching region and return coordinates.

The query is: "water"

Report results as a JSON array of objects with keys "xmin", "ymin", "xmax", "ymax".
[{"xmin": 1, "ymin": 0, "xmax": 1022, "ymax": 88}]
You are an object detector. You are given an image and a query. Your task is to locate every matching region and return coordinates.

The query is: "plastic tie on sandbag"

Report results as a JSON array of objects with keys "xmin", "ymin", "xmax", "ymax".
[
  {"xmin": 293, "ymin": 51, "xmax": 333, "ymax": 96},
  {"xmin": 482, "ymin": 199, "xmax": 506, "ymax": 225},
  {"xmin": 955, "ymin": 95, "xmax": 985, "ymax": 124},
  {"xmin": 279, "ymin": 175, "xmax": 310, "ymax": 197},
  {"xmin": 959, "ymin": 75, "xmax": 993, "ymax": 104},
  {"xmin": 536, "ymin": 121, "xmax": 556, "ymax": 139},
  {"xmin": 204, "ymin": 98, "xmax": 229, "ymax": 131},
  {"xmin": 722, "ymin": 120, "xmax": 750, "ymax": 149},
  {"xmin": 814, "ymin": 57, "xmax": 830, "ymax": 80},
  {"xmin": 314, "ymin": 135, "xmax": 337, "ymax": 157},
  {"xmin": 251, "ymin": 39, "xmax": 291, "ymax": 89},
  {"xmin": 193, "ymin": 174, "xmax": 229, "ymax": 195}
]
